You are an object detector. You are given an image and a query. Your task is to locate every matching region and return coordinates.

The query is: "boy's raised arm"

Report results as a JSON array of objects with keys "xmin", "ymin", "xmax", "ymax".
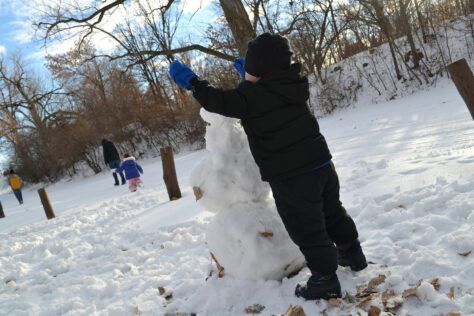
[
  {"xmin": 168, "ymin": 60, "xmax": 249, "ymax": 119},
  {"xmin": 190, "ymin": 78, "xmax": 249, "ymax": 119}
]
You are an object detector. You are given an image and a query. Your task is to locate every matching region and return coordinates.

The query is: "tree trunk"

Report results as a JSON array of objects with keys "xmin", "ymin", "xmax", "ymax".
[
  {"xmin": 219, "ymin": 0, "xmax": 256, "ymax": 55},
  {"xmin": 399, "ymin": 0, "xmax": 420, "ymax": 68},
  {"xmin": 160, "ymin": 146, "xmax": 182, "ymax": 201},
  {"xmin": 447, "ymin": 59, "xmax": 474, "ymax": 120},
  {"xmin": 38, "ymin": 188, "xmax": 56, "ymax": 220},
  {"xmin": 414, "ymin": 0, "xmax": 427, "ymax": 44}
]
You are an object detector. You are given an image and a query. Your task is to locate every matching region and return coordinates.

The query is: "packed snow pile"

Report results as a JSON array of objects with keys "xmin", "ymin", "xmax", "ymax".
[{"xmin": 190, "ymin": 109, "xmax": 304, "ymax": 280}]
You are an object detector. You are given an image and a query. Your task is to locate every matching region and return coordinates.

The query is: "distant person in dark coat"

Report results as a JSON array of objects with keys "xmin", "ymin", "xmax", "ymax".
[
  {"xmin": 102, "ymin": 139, "xmax": 126, "ymax": 186},
  {"xmin": 114, "ymin": 154, "xmax": 143, "ymax": 192}
]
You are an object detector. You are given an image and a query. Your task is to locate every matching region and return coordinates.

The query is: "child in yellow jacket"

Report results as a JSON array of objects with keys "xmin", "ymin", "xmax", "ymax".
[{"xmin": 7, "ymin": 170, "xmax": 23, "ymax": 205}]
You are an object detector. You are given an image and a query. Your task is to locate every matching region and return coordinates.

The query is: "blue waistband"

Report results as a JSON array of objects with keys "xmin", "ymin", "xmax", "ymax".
[{"xmin": 305, "ymin": 160, "xmax": 332, "ymax": 173}]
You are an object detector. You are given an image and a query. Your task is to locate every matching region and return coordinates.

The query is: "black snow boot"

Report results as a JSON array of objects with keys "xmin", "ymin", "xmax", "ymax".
[
  {"xmin": 337, "ymin": 240, "xmax": 368, "ymax": 272},
  {"xmin": 295, "ymin": 273, "xmax": 342, "ymax": 300}
]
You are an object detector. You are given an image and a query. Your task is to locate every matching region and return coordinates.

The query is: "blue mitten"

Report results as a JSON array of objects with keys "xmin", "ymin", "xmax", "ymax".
[
  {"xmin": 169, "ymin": 60, "xmax": 197, "ymax": 90},
  {"xmin": 233, "ymin": 57, "xmax": 245, "ymax": 79}
]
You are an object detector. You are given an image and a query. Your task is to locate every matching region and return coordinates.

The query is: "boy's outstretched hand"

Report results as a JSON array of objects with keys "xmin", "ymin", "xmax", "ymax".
[
  {"xmin": 169, "ymin": 60, "xmax": 197, "ymax": 90},
  {"xmin": 233, "ymin": 57, "xmax": 245, "ymax": 79}
]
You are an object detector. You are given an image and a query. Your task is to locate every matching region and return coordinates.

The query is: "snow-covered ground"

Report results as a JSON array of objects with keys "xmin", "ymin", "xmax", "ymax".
[{"xmin": 1, "ymin": 79, "xmax": 473, "ymax": 315}]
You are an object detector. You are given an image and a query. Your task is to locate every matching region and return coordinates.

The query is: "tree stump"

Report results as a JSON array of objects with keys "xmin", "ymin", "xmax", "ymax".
[
  {"xmin": 160, "ymin": 146, "xmax": 182, "ymax": 201},
  {"xmin": 0, "ymin": 202, "xmax": 5, "ymax": 218},
  {"xmin": 447, "ymin": 58, "xmax": 474, "ymax": 120},
  {"xmin": 38, "ymin": 188, "xmax": 56, "ymax": 219}
]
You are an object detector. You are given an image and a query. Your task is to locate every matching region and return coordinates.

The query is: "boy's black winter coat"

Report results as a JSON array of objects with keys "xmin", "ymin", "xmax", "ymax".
[{"xmin": 191, "ymin": 63, "xmax": 332, "ymax": 181}]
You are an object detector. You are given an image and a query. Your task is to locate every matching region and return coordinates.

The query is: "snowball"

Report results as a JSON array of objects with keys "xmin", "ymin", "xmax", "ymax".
[{"xmin": 416, "ymin": 281, "xmax": 437, "ymax": 302}]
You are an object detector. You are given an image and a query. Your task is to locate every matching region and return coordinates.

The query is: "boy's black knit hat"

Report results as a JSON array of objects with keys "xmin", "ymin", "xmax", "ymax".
[{"xmin": 245, "ymin": 33, "xmax": 293, "ymax": 77}]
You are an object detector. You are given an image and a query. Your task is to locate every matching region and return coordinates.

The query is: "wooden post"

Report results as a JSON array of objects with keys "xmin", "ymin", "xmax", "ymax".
[
  {"xmin": 0, "ymin": 202, "xmax": 4, "ymax": 218},
  {"xmin": 447, "ymin": 58, "xmax": 474, "ymax": 120},
  {"xmin": 160, "ymin": 147, "xmax": 182, "ymax": 201},
  {"xmin": 38, "ymin": 188, "xmax": 56, "ymax": 219}
]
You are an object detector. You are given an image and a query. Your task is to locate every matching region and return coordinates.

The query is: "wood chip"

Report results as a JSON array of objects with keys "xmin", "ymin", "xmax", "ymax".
[
  {"xmin": 458, "ymin": 250, "xmax": 471, "ymax": 257},
  {"xmin": 210, "ymin": 252, "xmax": 225, "ymax": 278},
  {"xmin": 244, "ymin": 304, "xmax": 265, "ymax": 314},
  {"xmin": 368, "ymin": 305, "xmax": 381, "ymax": 316},
  {"xmin": 192, "ymin": 186, "xmax": 203, "ymax": 201},
  {"xmin": 440, "ymin": 313, "xmax": 462, "ymax": 316},
  {"xmin": 282, "ymin": 305, "xmax": 306, "ymax": 316},
  {"xmin": 259, "ymin": 231, "xmax": 274, "ymax": 238}
]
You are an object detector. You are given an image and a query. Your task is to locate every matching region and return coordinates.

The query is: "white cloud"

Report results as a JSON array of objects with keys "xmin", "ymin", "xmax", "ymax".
[{"xmin": 0, "ymin": 45, "xmax": 6, "ymax": 55}]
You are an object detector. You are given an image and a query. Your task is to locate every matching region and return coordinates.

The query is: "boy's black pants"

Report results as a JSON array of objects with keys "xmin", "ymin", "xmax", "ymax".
[{"xmin": 269, "ymin": 163, "xmax": 359, "ymax": 276}]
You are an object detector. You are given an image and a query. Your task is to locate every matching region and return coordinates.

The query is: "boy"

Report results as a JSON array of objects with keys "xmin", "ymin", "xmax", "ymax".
[
  {"xmin": 169, "ymin": 33, "xmax": 367, "ymax": 300},
  {"xmin": 114, "ymin": 154, "xmax": 143, "ymax": 192}
]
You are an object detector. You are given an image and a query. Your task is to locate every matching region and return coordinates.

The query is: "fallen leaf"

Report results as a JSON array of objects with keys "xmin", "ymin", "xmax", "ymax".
[
  {"xmin": 192, "ymin": 186, "xmax": 203, "ymax": 201},
  {"xmin": 259, "ymin": 231, "xmax": 274, "ymax": 238},
  {"xmin": 381, "ymin": 290, "xmax": 395, "ymax": 307},
  {"xmin": 244, "ymin": 304, "xmax": 265, "ymax": 314},
  {"xmin": 430, "ymin": 278, "xmax": 441, "ymax": 291},
  {"xmin": 158, "ymin": 287, "xmax": 166, "ymax": 295},
  {"xmin": 402, "ymin": 287, "xmax": 417, "ymax": 298},
  {"xmin": 368, "ymin": 275, "xmax": 386, "ymax": 290},
  {"xmin": 328, "ymin": 298, "xmax": 340, "ymax": 307},
  {"xmin": 282, "ymin": 305, "xmax": 306, "ymax": 316},
  {"xmin": 447, "ymin": 287, "xmax": 455, "ymax": 300},
  {"xmin": 458, "ymin": 250, "xmax": 471, "ymax": 257},
  {"xmin": 356, "ymin": 296, "xmax": 373, "ymax": 308},
  {"xmin": 368, "ymin": 305, "xmax": 381, "ymax": 316}
]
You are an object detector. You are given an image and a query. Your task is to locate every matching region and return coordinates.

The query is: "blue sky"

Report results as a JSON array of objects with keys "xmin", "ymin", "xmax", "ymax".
[
  {"xmin": 0, "ymin": 0, "xmax": 216, "ymax": 74},
  {"xmin": 0, "ymin": 0, "xmax": 216, "ymax": 166}
]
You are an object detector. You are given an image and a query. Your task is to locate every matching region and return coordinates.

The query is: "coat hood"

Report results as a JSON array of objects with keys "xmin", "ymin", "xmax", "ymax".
[{"xmin": 258, "ymin": 63, "xmax": 309, "ymax": 105}]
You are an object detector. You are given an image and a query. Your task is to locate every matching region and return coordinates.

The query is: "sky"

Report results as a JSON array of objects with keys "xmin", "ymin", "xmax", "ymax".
[{"xmin": 0, "ymin": 0, "xmax": 215, "ymax": 166}]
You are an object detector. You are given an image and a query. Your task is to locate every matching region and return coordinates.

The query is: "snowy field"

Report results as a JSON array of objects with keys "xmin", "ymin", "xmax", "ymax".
[{"xmin": 1, "ymin": 79, "xmax": 473, "ymax": 315}]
